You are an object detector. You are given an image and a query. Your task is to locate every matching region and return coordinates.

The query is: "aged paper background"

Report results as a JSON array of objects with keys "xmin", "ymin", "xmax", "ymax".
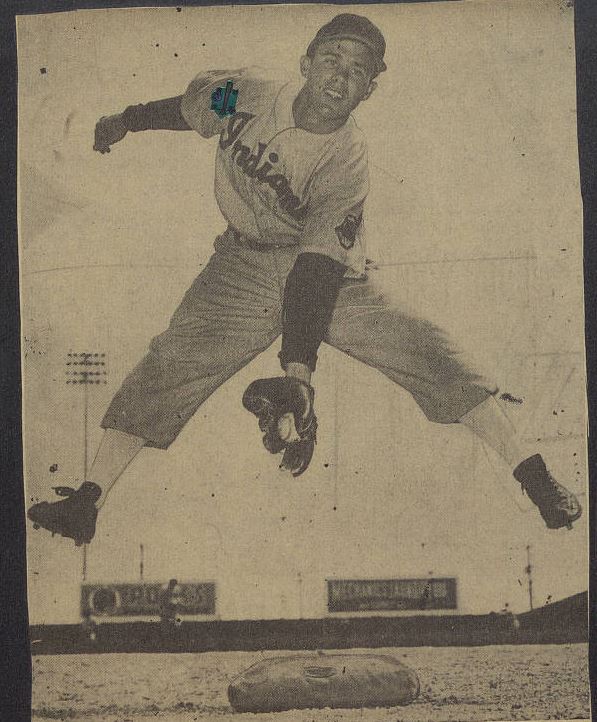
[{"xmin": 18, "ymin": 1, "xmax": 589, "ymax": 720}]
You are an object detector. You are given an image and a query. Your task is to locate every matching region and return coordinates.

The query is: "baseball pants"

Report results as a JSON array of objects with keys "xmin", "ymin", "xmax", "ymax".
[{"xmin": 102, "ymin": 227, "xmax": 495, "ymax": 448}]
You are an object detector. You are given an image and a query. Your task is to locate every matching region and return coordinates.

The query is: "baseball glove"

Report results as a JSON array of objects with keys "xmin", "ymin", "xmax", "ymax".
[{"xmin": 242, "ymin": 377, "xmax": 317, "ymax": 477}]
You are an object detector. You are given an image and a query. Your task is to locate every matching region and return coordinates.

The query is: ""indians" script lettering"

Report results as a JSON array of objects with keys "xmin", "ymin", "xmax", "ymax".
[{"xmin": 219, "ymin": 112, "xmax": 309, "ymax": 222}]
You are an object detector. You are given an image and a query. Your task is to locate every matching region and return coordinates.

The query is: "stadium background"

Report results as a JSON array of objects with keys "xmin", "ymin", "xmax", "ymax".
[{"xmin": 19, "ymin": 0, "xmax": 587, "ymax": 628}]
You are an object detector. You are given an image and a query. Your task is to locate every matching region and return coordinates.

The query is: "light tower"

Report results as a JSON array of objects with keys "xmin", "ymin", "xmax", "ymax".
[
  {"xmin": 525, "ymin": 544, "xmax": 534, "ymax": 611},
  {"xmin": 66, "ymin": 351, "xmax": 107, "ymax": 580}
]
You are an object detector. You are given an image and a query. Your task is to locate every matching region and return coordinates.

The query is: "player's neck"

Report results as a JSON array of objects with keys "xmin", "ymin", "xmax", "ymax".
[{"xmin": 292, "ymin": 88, "xmax": 348, "ymax": 134}]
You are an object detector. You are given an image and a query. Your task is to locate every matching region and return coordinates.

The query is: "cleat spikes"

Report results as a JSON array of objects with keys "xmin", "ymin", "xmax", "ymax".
[
  {"xmin": 513, "ymin": 454, "xmax": 582, "ymax": 530},
  {"xmin": 26, "ymin": 481, "xmax": 101, "ymax": 546}
]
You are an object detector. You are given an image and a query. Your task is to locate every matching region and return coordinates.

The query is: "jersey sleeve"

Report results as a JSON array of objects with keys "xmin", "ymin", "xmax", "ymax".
[
  {"xmin": 300, "ymin": 136, "xmax": 369, "ymax": 272},
  {"xmin": 180, "ymin": 68, "xmax": 246, "ymax": 138}
]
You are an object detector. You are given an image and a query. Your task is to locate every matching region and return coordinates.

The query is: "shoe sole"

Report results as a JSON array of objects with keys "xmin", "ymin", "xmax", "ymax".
[{"xmin": 28, "ymin": 504, "xmax": 94, "ymax": 546}]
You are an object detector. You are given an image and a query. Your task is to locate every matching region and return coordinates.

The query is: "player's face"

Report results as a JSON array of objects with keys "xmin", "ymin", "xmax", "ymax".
[{"xmin": 300, "ymin": 39, "xmax": 377, "ymax": 120}]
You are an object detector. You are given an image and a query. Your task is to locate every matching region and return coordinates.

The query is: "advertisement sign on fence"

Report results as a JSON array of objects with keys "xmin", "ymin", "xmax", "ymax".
[
  {"xmin": 327, "ymin": 578, "xmax": 457, "ymax": 612},
  {"xmin": 81, "ymin": 582, "xmax": 216, "ymax": 617}
]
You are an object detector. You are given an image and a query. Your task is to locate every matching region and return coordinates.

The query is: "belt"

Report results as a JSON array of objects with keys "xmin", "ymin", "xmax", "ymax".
[
  {"xmin": 228, "ymin": 226, "xmax": 369, "ymax": 283},
  {"xmin": 229, "ymin": 226, "xmax": 292, "ymax": 252}
]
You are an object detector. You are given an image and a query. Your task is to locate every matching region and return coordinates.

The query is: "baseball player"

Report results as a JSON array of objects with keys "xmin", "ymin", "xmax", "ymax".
[
  {"xmin": 159, "ymin": 579, "xmax": 181, "ymax": 629},
  {"xmin": 28, "ymin": 14, "xmax": 582, "ymax": 547}
]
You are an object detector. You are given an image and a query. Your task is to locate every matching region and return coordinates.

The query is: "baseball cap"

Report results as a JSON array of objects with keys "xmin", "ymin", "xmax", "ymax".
[{"xmin": 307, "ymin": 13, "xmax": 387, "ymax": 75}]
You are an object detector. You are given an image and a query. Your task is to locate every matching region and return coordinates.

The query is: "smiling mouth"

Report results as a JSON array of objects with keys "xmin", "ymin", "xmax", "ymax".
[{"xmin": 323, "ymin": 88, "xmax": 344, "ymax": 100}]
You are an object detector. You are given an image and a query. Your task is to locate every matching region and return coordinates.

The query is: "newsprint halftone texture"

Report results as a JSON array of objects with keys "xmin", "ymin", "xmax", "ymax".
[{"xmin": 18, "ymin": 2, "xmax": 589, "ymax": 721}]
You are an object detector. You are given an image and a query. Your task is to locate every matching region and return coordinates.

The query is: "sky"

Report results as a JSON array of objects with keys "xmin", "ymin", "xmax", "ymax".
[{"xmin": 17, "ymin": 0, "xmax": 588, "ymax": 624}]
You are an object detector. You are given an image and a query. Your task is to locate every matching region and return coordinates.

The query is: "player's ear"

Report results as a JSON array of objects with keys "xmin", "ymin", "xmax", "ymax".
[
  {"xmin": 300, "ymin": 55, "xmax": 312, "ymax": 79},
  {"xmin": 362, "ymin": 80, "xmax": 377, "ymax": 102}
]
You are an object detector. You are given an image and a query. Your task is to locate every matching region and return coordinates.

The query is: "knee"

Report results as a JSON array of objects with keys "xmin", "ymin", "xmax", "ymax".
[
  {"xmin": 147, "ymin": 329, "xmax": 193, "ymax": 366},
  {"xmin": 419, "ymin": 383, "xmax": 494, "ymax": 424}
]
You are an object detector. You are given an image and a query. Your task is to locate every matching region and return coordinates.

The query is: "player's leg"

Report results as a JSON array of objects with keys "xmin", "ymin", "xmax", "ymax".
[
  {"xmin": 458, "ymin": 396, "xmax": 581, "ymax": 528},
  {"xmin": 325, "ymin": 276, "xmax": 581, "ymax": 530},
  {"xmin": 27, "ymin": 428, "xmax": 146, "ymax": 546},
  {"xmin": 27, "ymin": 229, "xmax": 284, "ymax": 544},
  {"xmin": 89, "ymin": 428, "xmax": 146, "ymax": 509}
]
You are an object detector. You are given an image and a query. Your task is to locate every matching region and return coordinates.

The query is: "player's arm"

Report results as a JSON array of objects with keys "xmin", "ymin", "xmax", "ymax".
[
  {"xmin": 243, "ymin": 139, "xmax": 368, "ymax": 476},
  {"xmin": 94, "ymin": 68, "xmax": 249, "ymax": 152},
  {"xmin": 279, "ymin": 252, "xmax": 347, "ymax": 385},
  {"xmin": 94, "ymin": 96, "xmax": 191, "ymax": 154},
  {"xmin": 280, "ymin": 139, "xmax": 369, "ymax": 383},
  {"xmin": 243, "ymin": 254, "xmax": 346, "ymax": 477}
]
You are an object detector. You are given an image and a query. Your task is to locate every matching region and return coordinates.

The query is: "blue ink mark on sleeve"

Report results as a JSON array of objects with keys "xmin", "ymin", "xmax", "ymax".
[{"xmin": 211, "ymin": 80, "xmax": 238, "ymax": 117}]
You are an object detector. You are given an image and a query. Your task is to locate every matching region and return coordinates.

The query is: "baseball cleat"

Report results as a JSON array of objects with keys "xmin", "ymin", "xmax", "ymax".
[
  {"xmin": 513, "ymin": 454, "xmax": 582, "ymax": 530},
  {"xmin": 27, "ymin": 482, "xmax": 102, "ymax": 546}
]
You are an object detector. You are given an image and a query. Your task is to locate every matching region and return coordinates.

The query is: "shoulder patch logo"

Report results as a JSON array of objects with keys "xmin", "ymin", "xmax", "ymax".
[{"xmin": 335, "ymin": 214, "xmax": 362, "ymax": 250}]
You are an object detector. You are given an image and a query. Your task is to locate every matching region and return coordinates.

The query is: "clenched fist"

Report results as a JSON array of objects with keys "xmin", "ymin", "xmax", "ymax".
[{"xmin": 93, "ymin": 114, "xmax": 128, "ymax": 154}]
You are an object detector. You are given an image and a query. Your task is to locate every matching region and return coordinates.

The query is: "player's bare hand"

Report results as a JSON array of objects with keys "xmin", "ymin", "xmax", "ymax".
[{"xmin": 93, "ymin": 114, "xmax": 128, "ymax": 154}]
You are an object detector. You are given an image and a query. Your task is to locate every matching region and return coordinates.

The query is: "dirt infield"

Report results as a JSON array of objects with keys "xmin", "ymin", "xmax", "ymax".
[{"xmin": 32, "ymin": 644, "xmax": 589, "ymax": 722}]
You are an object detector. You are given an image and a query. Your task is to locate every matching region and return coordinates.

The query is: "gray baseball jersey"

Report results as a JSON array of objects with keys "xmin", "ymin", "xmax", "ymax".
[{"xmin": 181, "ymin": 67, "xmax": 368, "ymax": 278}]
